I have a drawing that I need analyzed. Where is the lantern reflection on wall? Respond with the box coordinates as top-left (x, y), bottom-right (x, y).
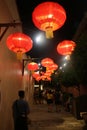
top-left (6, 33), bottom-right (33, 60)
top-left (32, 1), bottom-right (66, 39)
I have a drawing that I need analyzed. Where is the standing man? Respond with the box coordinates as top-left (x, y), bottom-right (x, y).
top-left (12, 90), bottom-right (30, 130)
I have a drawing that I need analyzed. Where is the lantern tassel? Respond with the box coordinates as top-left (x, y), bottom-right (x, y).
top-left (45, 27), bottom-right (54, 39)
top-left (17, 51), bottom-right (23, 60)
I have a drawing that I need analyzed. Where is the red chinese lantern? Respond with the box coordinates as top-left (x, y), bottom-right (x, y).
top-left (35, 76), bottom-right (41, 81)
top-left (32, 72), bottom-right (40, 78)
top-left (44, 72), bottom-right (51, 76)
top-left (46, 69), bottom-right (53, 74)
top-left (32, 72), bottom-right (41, 81)
top-left (46, 76), bottom-right (51, 81)
top-left (41, 75), bottom-right (46, 80)
top-left (32, 2), bottom-right (66, 39)
top-left (41, 75), bottom-right (51, 81)
top-left (27, 62), bottom-right (38, 71)
top-left (57, 40), bottom-right (76, 56)
top-left (6, 33), bottom-right (33, 60)
top-left (41, 58), bottom-right (54, 67)
top-left (47, 63), bottom-right (58, 71)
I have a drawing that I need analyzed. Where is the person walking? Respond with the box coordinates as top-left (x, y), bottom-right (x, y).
top-left (12, 90), bottom-right (30, 130)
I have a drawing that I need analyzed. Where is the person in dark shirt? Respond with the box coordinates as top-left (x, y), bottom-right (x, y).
top-left (12, 90), bottom-right (30, 130)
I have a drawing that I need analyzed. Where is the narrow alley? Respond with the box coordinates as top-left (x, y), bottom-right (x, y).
top-left (29, 104), bottom-right (86, 130)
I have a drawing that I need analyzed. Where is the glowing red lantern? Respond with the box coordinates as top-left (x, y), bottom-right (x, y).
top-left (32, 72), bottom-right (41, 81)
top-left (32, 2), bottom-right (66, 39)
top-left (35, 76), bottom-right (41, 81)
top-left (47, 63), bottom-right (58, 71)
top-left (41, 75), bottom-right (51, 81)
top-left (32, 72), bottom-right (40, 78)
top-left (41, 58), bottom-right (54, 67)
top-left (57, 40), bottom-right (76, 55)
top-left (41, 75), bottom-right (46, 80)
top-left (46, 76), bottom-right (51, 81)
top-left (44, 72), bottom-right (51, 76)
top-left (6, 33), bottom-right (33, 60)
top-left (27, 62), bottom-right (38, 71)
top-left (46, 69), bottom-right (53, 74)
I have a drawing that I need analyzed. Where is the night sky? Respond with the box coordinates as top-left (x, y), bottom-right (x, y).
top-left (16, 0), bottom-right (87, 65)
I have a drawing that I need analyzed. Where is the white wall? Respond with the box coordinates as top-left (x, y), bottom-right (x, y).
top-left (0, 0), bottom-right (33, 130)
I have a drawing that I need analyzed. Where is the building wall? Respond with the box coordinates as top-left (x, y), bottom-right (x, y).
top-left (80, 85), bottom-right (87, 95)
top-left (0, 0), bottom-right (33, 130)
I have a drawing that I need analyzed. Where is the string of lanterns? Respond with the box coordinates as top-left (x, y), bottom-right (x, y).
top-left (31, 57), bottom-right (58, 81)
top-left (5, 1), bottom-right (76, 80)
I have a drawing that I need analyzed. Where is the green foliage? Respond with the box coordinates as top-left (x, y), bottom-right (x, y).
top-left (59, 63), bottom-right (79, 87)
top-left (51, 32), bottom-right (87, 87)
top-left (71, 32), bottom-right (87, 86)
top-left (51, 64), bottom-right (78, 88)
top-left (51, 73), bottom-right (60, 86)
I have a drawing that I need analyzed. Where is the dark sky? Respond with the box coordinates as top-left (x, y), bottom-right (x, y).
top-left (16, 0), bottom-right (87, 65)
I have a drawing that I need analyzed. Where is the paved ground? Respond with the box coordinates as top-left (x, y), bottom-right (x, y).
top-left (28, 104), bottom-right (87, 130)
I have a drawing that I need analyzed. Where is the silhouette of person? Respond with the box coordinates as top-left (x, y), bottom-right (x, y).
top-left (12, 90), bottom-right (30, 130)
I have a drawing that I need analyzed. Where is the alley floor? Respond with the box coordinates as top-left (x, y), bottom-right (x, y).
top-left (28, 104), bottom-right (87, 130)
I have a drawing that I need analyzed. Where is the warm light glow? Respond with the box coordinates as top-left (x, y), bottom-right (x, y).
top-left (32, 1), bottom-right (66, 38)
top-left (65, 55), bottom-right (70, 60)
top-left (38, 63), bottom-right (41, 66)
top-left (41, 58), bottom-right (54, 67)
top-left (32, 72), bottom-right (40, 79)
top-left (35, 33), bottom-right (44, 43)
top-left (48, 14), bottom-right (53, 18)
top-left (57, 40), bottom-right (76, 55)
top-left (59, 66), bottom-right (62, 70)
top-left (40, 85), bottom-right (43, 90)
top-left (47, 63), bottom-right (58, 71)
top-left (27, 62), bottom-right (39, 70)
top-left (63, 63), bottom-right (67, 67)
top-left (6, 33), bottom-right (33, 60)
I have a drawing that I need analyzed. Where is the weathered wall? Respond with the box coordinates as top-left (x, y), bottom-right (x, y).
top-left (0, 0), bottom-right (33, 130)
